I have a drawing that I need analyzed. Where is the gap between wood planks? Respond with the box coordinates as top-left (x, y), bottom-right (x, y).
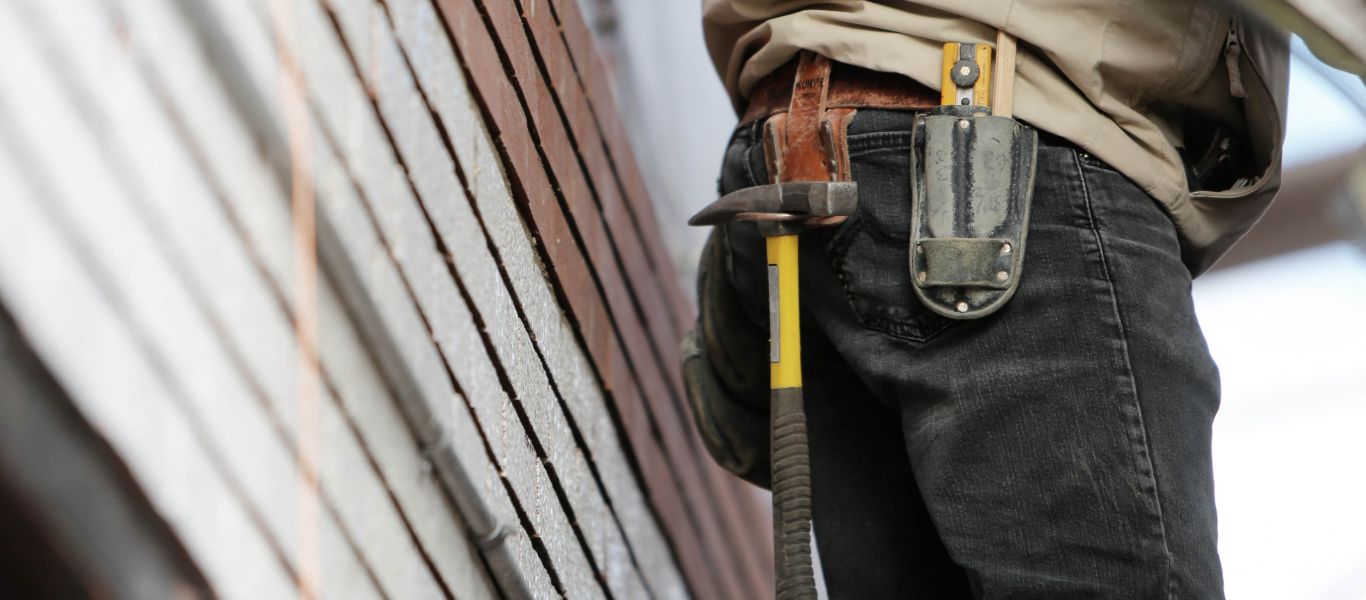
top-left (421, 0), bottom-right (738, 597)
top-left (456, 0), bottom-right (770, 595)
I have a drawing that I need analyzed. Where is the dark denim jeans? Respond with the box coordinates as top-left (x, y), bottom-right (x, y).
top-left (714, 110), bottom-right (1223, 599)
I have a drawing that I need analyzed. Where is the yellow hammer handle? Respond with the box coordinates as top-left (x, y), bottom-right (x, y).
top-left (767, 234), bottom-right (802, 389)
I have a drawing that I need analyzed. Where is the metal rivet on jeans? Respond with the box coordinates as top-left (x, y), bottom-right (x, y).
top-left (959, 119), bottom-right (970, 130)
top-left (996, 271), bottom-right (1008, 281)
top-left (917, 271), bottom-right (927, 282)
top-left (916, 244), bottom-right (923, 254)
top-left (1000, 243), bottom-right (1011, 255)
top-left (956, 302), bottom-right (969, 312)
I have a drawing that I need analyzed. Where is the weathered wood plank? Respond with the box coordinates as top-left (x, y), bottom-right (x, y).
top-left (321, 386), bottom-right (451, 600)
top-left (511, 12), bottom-right (773, 590)
top-left (310, 121), bottom-right (558, 600)
top-left (376, 3), bottom-right (690, 598)
top-left (318, 275), bottom-right (501, 600)
top-left (508, 3), bottom-right (771, 592)
top-left (502, 18), bottom-right (775, 579)
top-left (476, 0), bottom-right (683, 400)
top-left (0, 0), bottom-right (305, 565)
top-left (464, 0), bottom-right (691, 432)
top-left (1, 6), bottom-right (499, 600)
top-left (288, 1), bottom-right (611, 597)
top-left (425, 0), bottom-right (726, 596)
top-left (513, 0), bottom-right (687, 381)
top-left (114, 0), bottom-right (296, 299)
top-left (541, 0), bottom-right (697, 335)
top-left (96, 5), bottom-right (500, 594)
top-left (0, 141), bottom-right (295, 600)
top-left (285, 8), bottom-right (584, 595)
top-left (458, 35), bottom-right (741, 590)
top-left (328, 3), bottom-right (665, 599)
top-left (7, 0), bottom-right (765, 597)
top-left (30, 0), bottom-right (299, 435)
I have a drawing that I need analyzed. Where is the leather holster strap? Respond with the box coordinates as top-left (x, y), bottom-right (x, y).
top-left (742, 57), bottom-right (940, 126)
top-left (781, 52), bottom-right (834, 183)
top-left (760, 51), bottom-right (865, 190)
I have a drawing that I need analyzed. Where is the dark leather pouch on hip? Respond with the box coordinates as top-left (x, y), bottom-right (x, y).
top-left (681, 228), bottom-right (772, 489)
top-left (910, 105), bottom-right (1038, 318)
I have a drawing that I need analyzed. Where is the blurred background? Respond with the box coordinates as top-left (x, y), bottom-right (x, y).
top-left (585, 2), bottom-right (1366, 597)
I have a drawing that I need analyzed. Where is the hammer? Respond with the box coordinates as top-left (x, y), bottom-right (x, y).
top-left (689, 181), bottom-right (855, 600)
top-left (690, 51), bottom-right (857, 600)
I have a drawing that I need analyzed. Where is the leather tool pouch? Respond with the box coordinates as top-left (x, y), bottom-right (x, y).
top-left (910, 105), bottom-right (1038, 319)
top-left (682, 228), bottom-right (773, 489)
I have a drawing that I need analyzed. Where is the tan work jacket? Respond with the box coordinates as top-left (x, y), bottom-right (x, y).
top-left (703, 0), bottom-right (1290, 274)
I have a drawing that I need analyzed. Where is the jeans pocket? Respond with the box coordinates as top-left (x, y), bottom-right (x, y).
top-left (828, 136), bottom-right (957, 343)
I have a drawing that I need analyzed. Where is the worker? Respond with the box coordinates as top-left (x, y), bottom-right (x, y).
top-left (680, 0), bottom-right (1290, 597)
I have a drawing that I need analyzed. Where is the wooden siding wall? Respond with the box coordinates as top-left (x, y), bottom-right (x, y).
top-left (0, 0), bottom-right (771, 599)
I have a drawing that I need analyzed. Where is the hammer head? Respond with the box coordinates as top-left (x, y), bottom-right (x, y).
top-left (687, 181), bottom-right (858, 227)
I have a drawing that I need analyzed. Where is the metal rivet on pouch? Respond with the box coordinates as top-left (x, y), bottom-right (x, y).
top-left (996, 271), bottom-right (1008, 281)
top-left (916, 244), bottom-right (923, 254)
top-left (1000, 243), bottom-right (1011, 255)
top-left (959, 119), bottom-right (970, 130)
top-left (956, 302), bottom-right (969, 313)
top-left (917, 271), bottom-right (927, 282)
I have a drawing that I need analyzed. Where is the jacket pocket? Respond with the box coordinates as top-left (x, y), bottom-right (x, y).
top-left (1179, 15), bottom-right (1288, 273)
top-left (1189, 16), bottom-right (1286, 204)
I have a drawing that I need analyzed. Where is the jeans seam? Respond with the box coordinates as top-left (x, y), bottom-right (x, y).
top-left (1075, 150), bottom-right (1176, 599)
top-left (847, 145), bottom-right (912, 159)
top-left (744, 142), bottom-right (761, 188)
top-left (846, 131), bottom-right (914, 153)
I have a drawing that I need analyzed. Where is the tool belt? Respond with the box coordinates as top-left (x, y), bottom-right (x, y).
top-left (740, 59), bottom-right (940, 126)
top-left (743, 49), bottom-right (1038, 319)
top-left (685, 43), bottom-right (1038, 489)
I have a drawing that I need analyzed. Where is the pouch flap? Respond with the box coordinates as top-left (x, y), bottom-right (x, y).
top-left (915, 238), bottom-right (1014, 288)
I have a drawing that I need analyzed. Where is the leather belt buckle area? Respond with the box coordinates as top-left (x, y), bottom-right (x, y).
top-left (741, 59), bottom-right (939, 126)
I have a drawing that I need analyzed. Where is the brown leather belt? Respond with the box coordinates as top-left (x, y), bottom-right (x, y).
top-left (740, 57), bottom-right (940, 126)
